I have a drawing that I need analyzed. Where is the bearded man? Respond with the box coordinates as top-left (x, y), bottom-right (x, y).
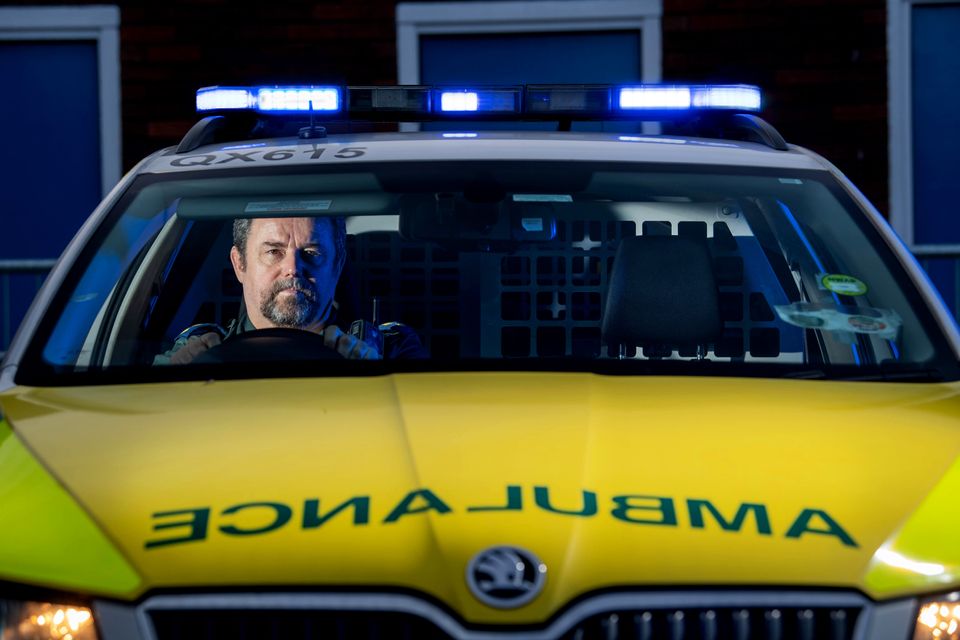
top-left (157, 216), bottom-right (423, 365)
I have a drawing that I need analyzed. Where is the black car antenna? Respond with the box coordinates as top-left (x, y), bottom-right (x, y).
top-left (298, 100), bottom-right (327, 139)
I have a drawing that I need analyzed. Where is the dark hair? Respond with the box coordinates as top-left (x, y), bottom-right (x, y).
top-left (233, 217), bottom-right (347, 272)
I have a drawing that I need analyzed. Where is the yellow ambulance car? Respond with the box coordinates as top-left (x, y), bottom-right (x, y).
top-left (0, 85), bottom-right (957, 639)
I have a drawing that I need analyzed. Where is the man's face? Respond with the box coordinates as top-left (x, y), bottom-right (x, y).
top-left (230, 217), bottom-right (341, 331)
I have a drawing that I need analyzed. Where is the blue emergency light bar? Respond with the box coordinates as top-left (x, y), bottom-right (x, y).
top-left (195, 84), bottom-right (762, 119)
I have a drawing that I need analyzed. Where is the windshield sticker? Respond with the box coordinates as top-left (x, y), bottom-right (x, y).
top-left (819, 273), bottom-right (868, 296)
top-left (244, 200), bottom-right (332, 214)
top-left (144, 485), bottom-right (858, 550)
top-left (774, 302), bottom-right (901, 339)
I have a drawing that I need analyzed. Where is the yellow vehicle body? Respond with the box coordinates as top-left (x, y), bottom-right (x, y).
top-left (2, 373), bottom-right (958, 623)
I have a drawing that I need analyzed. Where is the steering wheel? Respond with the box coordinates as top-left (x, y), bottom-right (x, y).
top-left (192, 327), bottom-right (343, 364)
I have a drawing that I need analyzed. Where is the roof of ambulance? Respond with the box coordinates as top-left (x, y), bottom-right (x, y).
top-left (144, 130), bottom-right (828, 174)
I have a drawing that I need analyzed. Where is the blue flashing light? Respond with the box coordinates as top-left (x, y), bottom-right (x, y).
top-left (258, 87), bottom-right (339, 112)
top-left (440, 92), bottom-right (479, 112)
top-left (618, 84), bottom-right (761, 112)
top-left (196, 87), bottom-right (255, 112)
top-left (435, 88), bottom-right (520, 114)
top-left (196, 86), bottom-right (341, 113)
top-left (620, 86), bottom-right (691, 110)
top-left (693, 86), bottom-right (762, 110)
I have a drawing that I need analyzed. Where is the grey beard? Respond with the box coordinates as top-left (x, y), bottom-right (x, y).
top-left (260, 278), bottom-right (320, 327)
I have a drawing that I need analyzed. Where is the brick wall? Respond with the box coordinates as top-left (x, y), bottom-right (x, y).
top-left (119, 0), bottom-right (400, 164)
top-left (663, 0), bottom-right (888, 214)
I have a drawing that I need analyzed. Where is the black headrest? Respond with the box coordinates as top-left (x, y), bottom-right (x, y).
top-left (602, 235), bottom-right (721, 348)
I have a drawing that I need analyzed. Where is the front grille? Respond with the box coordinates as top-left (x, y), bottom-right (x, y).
top-left (150, 609), bottom-right (450, 640)
top-left (141, 593), bottom-right (866, 640)
top-left (562, 606), bottom-right (861, 640)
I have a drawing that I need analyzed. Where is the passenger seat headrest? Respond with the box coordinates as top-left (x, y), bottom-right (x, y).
top-left (602, 235), bottom-right (722, 349)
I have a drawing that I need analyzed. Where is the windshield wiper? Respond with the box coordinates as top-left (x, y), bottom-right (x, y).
top-left (783, 367), bottom-right (946, 382)
top-left (781, 368), bottom-right (828, 380)
top-left (841, 368), bottom-right (945, 382)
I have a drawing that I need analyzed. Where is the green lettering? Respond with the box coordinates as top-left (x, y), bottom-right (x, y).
top-left (302, 497), bottom-right (370, 528)
top-left (534, 486), bottom-right (598, 516)
top-left (611, 495), bottom-right (677, 526)
top-left (687, 499), bottom-right (771, 535)
top-left (467, 485), bottom-right (523, 512)
top-left (785, 508), bottom-right (858, 548)
top-left (219, 502), bottom-right (292, 536)
top-left (383, 489), bottom-right (452, 524)
top-left (145, 507), bottom-right (210, 549)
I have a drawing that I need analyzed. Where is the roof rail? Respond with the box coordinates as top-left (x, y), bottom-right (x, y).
top-left (725, 113), bottom-right (789, 151)
top-left (176, 116), bottom-right (227, 154)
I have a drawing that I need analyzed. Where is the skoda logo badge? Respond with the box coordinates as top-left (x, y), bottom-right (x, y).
top-left (466, 546), bottom-right (547, 608)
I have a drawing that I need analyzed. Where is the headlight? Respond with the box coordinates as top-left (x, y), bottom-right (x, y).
top-left (914, 593), bottom-right (960, 640)
top-left (0, 600), bottom-right (97, 640)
